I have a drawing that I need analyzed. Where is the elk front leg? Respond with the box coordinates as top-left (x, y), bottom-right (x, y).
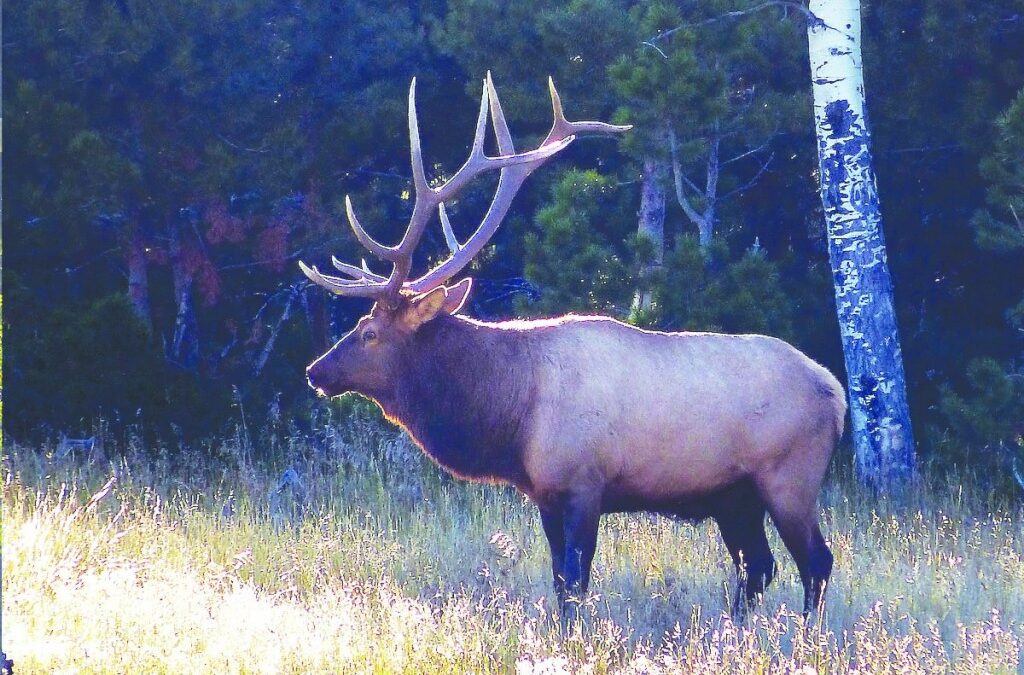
top-left (559, 494), bottom-right (601, 628)
top-left (539, 508), bottom-right (567, 605)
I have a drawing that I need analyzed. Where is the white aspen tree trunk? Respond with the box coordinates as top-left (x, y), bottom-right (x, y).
top-left (808, 0), bottom-right (915, 487)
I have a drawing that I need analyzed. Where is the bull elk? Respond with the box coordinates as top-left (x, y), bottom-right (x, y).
top-left (302, 75), bottom-right (845, 622)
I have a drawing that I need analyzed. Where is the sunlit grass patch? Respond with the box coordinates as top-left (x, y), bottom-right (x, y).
top-left (2, 432), bottom-right (1022, 673)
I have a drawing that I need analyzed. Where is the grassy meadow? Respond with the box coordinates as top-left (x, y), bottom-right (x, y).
top-left (2, 415), bottom-right (1023, 674)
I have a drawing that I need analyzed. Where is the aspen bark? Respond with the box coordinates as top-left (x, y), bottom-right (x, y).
top-left (808, 0), bottom-right (915, 487)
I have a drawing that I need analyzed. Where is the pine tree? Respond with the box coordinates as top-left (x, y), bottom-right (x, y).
top-left (521, 170), bottom-right (634, 316)
top-left (939, 89), bottom-right (1024, 481)
top-left (610, 1), bottom-right (807, 251)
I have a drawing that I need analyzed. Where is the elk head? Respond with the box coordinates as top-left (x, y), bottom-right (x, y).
top-left (302, 74), bottom-right (629, 398)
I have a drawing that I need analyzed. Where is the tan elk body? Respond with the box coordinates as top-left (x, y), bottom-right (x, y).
top-left (303, 75), bottom-right (845, 620)
top-left (510, 316), bottom-right (844, 509)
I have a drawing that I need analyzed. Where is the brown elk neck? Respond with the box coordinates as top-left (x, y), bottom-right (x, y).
top-left (380, 313), bottom-right (537, 488)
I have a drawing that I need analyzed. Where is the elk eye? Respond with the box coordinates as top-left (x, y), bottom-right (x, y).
top-left (363, 330), bottom-right (377, 342)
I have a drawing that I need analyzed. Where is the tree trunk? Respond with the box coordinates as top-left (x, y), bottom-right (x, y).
top-left (669, 127), bottom-right (718, 250)
top-left (634, 156), bottom-right (667, 310)
top-left (303, 284), bottom-right (330, 355)
top-left (697, 133), bottom-right (720, 249)
top-left (808, 0), bottom-right (915, 488)
top-left (254, 287), bottom-right (297, 376)
top-left (169, 222), bottom-right (199, 368)
top-left (125, 224), bottom-right (151, 328)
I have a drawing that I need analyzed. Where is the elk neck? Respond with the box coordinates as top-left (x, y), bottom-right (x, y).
top-left (379, 313), bottom-right (536, 488)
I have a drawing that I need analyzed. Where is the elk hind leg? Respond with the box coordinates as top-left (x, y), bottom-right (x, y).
top-left (764, 497), bottom-right (833, 615)
top-left (760, 425), bottom-right (835, 615)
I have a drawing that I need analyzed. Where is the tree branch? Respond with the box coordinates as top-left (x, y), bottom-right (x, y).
top-left (883, 143), bottom-right (962, 155)
top-left (669, 128), bottom-right (704, 226)
top-left (1008, 203), bottom-right (1024, 238)
top-left (723, 139), bottom-right (773, 165)
top-left (720, 152), bottom-right (775, 200)
top-left (216, 133), bottom-right (270, 154)
top-left (641, 41), bottom-right (669, 59)
top-left (254, 284), bottom-right (300, 376)
top-left (218, 250), bottom-right (303, 271)
top-left (648, 1), bottom-right (820, 43)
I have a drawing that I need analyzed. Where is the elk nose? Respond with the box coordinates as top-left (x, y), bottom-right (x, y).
top-left (305, 361), bottom-right (335, 397)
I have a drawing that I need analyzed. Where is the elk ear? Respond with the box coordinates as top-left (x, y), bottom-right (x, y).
top-left (441, 278), bottom-right (473, 315)
top-left (402, 286), bottom-right (450, 329)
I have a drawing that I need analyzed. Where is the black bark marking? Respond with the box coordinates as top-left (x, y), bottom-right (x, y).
top-left (824, 99), bottom-right (855, 138)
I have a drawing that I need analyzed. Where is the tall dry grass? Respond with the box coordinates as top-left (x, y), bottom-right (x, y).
top-left (2, 418), bottom-right (1022, 673)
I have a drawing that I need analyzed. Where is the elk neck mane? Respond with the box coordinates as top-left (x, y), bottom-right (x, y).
top-left (380, 312), bottom-right (549, 487)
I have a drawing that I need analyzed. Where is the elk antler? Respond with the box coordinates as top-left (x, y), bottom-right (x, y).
top-left (300, 73), bottom-right (630, 301)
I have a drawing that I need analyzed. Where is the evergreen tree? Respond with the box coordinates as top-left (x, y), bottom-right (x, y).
top-left (520, 170), bottom-right (634, 315)
top-left (641, 235), bottom-right (794, 340)
top-left (610, 1), bottom-right (808, 250)
top-left (4, 0), bottom-right (1023, 470)
top-left (939, 89), bottom-right (1024, 480)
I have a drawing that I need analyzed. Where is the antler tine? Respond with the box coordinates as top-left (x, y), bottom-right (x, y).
top-left (545, 77), bottom-right (633, 145)
top-left (345, 196), bottom-right (397, 262)
top-left (408, 77), bottom-right (430, 197)
top-left (547, 76), bottom-right (573, 141)
top-left (298, 261), bottom-right (389, 297)
top-left (469, 78), bottom-right (492, 161)
top-left (405, 77), bottom-right (632, 293)
top-left (331, 256), bottom-right (387, 283)
top-left (438, 203), bottom-right (461, 254)
top-left (486, 72), bottom-right (515, 155)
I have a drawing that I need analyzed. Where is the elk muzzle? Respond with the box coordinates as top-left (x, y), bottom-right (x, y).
top-left (305, 357), bottom-right (341, 398)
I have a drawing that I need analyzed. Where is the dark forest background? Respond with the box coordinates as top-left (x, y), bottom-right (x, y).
top-left (3, 0), bottom-right (1023, 474)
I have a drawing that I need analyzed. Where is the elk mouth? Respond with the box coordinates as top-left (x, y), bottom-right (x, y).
top-left (306, 368), bottom-right (339, 398)
top-left (307, 377), bottom-right (337, 398)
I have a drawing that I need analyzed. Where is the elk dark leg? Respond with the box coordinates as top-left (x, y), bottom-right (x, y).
top-left (715, 498), bottom-right (776, 619)
top-left (559, 495), bottom-right (601, 627)
top-left (539, 508), bottom-right (567, 605)
top-left (770, 512), bottom-right (833, 615)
